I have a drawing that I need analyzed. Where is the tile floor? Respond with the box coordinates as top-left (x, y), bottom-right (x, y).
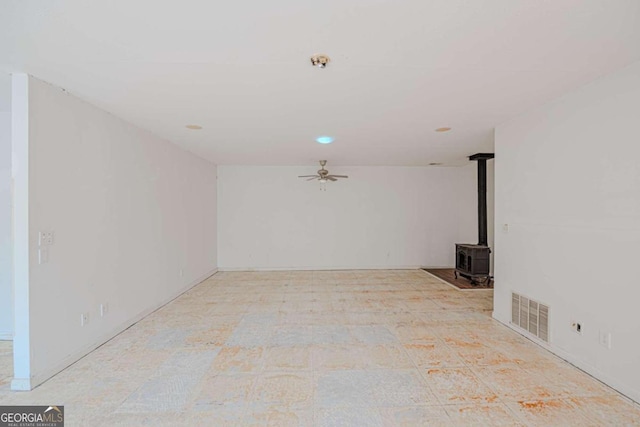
top-left (0, 270), bottom-right (639, 426)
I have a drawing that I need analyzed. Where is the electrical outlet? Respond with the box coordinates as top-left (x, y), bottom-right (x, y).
top-left (44, 231), bottom-right (54, 245)
top-left (599, 331), bottom-right (612, 349)
top-left (80, 313), bottom-right (89, 327)
top-left (100, 303), bottom-right (109, 317)
top-left (502, 224), bottom-right (509, 232)
top-left (571, 320), bottom-right (582, 334)
top-left (179, 268), bottom-right (184, 278)
top-left (39, 231), bottom-right (54, 246)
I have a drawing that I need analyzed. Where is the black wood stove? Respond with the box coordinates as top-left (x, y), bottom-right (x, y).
top-left (455, 153), bottom-right (494, 285)
top-left (455, 243), bottom-right (490, 278)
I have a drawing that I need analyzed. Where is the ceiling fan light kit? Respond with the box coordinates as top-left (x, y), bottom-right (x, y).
top-left (298, 160), bottom-right (348, 190)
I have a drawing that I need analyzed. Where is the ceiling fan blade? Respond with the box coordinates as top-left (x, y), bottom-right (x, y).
top-left (327, 175), bottom-right (348, 179)
top-left (298, 175), bottom-right (318, 178)
top-left (327, 176), bottom-right (337, 181)
top-left (306, 177), bottom-right (319, 181)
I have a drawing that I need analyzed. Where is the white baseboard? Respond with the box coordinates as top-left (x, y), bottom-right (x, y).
top-left (218, 265), bottom-right (424, 272)
top-left (0, 332), bottom-right (13, 341)
top-left (420, 265), bottom-right (456, 269)
top-left (492, 312), bottom-right (639, 405)
top-left (11, 268), bottom-right (218, 392)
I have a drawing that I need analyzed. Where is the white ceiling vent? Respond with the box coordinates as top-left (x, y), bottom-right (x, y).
top-left (511, 292), bottom-right (549, 343)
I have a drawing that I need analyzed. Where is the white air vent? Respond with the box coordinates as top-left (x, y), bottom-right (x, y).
top-left (511, 292), bottom-right (549, 342)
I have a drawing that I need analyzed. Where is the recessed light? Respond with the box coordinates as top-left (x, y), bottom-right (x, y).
top-left (435, 127), bottom-right (451, 132)
top-left (185, 125), bottom-right (202, 130)
top-left (316, 136), bottom-right (334, 144)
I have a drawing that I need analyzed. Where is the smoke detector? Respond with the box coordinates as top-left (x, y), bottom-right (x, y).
top-left (310, 54), bottom-right (330, 68)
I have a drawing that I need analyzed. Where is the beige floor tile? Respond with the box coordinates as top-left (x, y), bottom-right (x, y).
top-left (212, 346), bottom-right (265, 373)
top-left (360, 344), bottom-right (415, 369)
top-left (185, 326), bottom-right (234, 347)
top-left (505, 398), bottom-right (590, 426)
top-left (444, 402), bottom-right (525, 426)
top-left (242, 405), bottom-right (314, 426)
top-left (316, 407), bottom-right (385, 426)
top-left (424, 367), bottom-right (499, 404)
top-left (315, 368), bottom-right (438, 407)
top-left (540, 364), bottom-right (619, 398)
top-left (568, 395), bottom-right (640, 426)
top-left (312, 345), bottom-right (367, 370)
top-left (472, 363), bottom-right (566, 401)
top-left (393, 325), bottom-right (441, 344)
top-left (253, 372), bottom-right (313, 405)
top-left (380, 405), bottom-right (452, 426)
top-left (191, 373), bottom-right (257, 409)
top-left (441, 331), bottom-right (486, 349)
top-left (454, 344), bottom-right (520, 367)
top-left (432, 296), bottom-right (481, 310)
top-left (404, 342), bottom-right (466, 368)
top-left (99, 410), bottom-right (247, 427)
top-left (0, 269), bottom-right (636, 426)
top-left (263, 346), bottom-right (311, 372)
top-left (403, 297), bottom-right (443, 312)
top-left (343, 312), bottom-right (392, 325)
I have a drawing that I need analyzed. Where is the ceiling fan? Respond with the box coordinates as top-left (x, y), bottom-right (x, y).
top-left (298, 160), bottom-right (348, 182)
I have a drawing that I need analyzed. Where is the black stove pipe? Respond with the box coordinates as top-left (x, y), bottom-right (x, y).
top-left (477, 159), bottom-right (488, 246)
top-left (469, 153), bottom-right (494, 247)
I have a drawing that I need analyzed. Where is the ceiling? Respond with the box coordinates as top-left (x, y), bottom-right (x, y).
top-left (1, 1), bottom-right (639, 166)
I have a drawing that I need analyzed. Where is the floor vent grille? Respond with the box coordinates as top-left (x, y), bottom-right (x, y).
top-left (511, 292), bottom-right (549, 342)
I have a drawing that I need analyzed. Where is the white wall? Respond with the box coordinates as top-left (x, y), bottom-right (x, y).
top-left (0, 112), bottom-right (12, 339)
top-left (486, 158), bottom-right (495, 275)
top-left (494, 60), bottom-right (640, 402)
top-left (11, 75), bottom-right (217, 390)
top-left (218, 165), bottom-right (480, 270)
